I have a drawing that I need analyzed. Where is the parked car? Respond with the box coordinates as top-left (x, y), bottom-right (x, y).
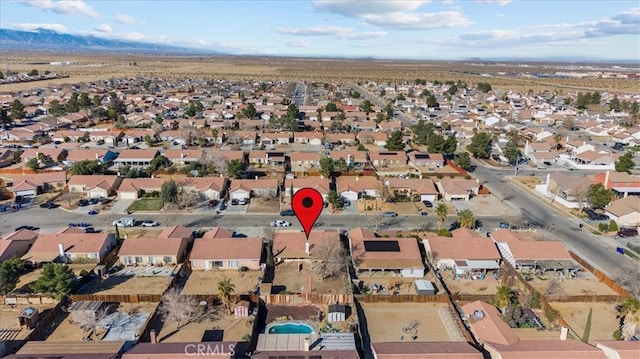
top-left (585, 208), bottom-right (609, 221)
top-left (84, 227), bottom-right (96, 233)
top-left (271, 220), bottom-right (291, 227)
top-left (15, 225), bottom-right (39, 231)
top-left (422, 200), bottom-right (433, 208)
top-left (231, 199), bottom-right (239, 205)
top-left (617, 228), bottom-right (638, 238)
top-left (78, 199), bottom-right (89, 207)
top-left (341, 198), bottom-right (351, 207)
top-left (381, 211), bottom-right (398, 217)
top-left (219, 202), bottom-right (228, 211)
top-left (280, 209), bottom-right (295, 216)
top-left (88, 198), bottom-right (100, 205)
top-left (448, 222), bottom-right (461, 231)
top-left (239, 198), bottom-right (250, 205)
top-left (499, 222), bottom-right (510, 229)
top-left (39, 201), bottom-right (57, 209)
top-left (207, 199), bottom-right (219, 208)
top-left (112, 217), bottom-right (135, 227)
top-left (141, 220), bottom-right (159, 227)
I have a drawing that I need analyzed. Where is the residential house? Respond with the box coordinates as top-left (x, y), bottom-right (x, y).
top-left (118, 225), bottom-right (193, 266)
top-left (20, 148), bottom-right (67, 164)
top-left (435, 178), bottom-right (480, 201)
top-left (11, 172), bottom-right (67, 198)
top-left (293, 132), bottom-right (323, 145)
top-left (358, 132), bottom-right (388, 146)
top-left (164, 149), bottom-right (204, 166)
top-left (283, 177), bottom-right (331, 197)
top-left (604, 196), bottom-right (640, 227)
top-left (569, 150), bottom-right (617, 170)
top-left (326, 133), bottom-right (357, 145)
top-left (50, 130), bottom-right (89, 143)
top-left (265, 151), bottom-right (287, 166)
top-left (272, 230), bottom-right (340, 263)
top-left (423, 232), bottom-right (501, 277)
top-left (67, 175), bottom-right (123, 198)
top-left (595, 341), bottom-right (640, 359)
top-left (490, 229), bottom-right (579, 274)
top-left (0, 149), bottom-right (15, 168)
top-left (348, 227), bottom-right (424, 278)
top-left (253, 333), bottom-right (358, 359)
top-left (86, 130), bottom-right (124, 146)
top-left (407, 152), bottom-right (445, 169)
top-left (22, 231), bottom-right (117, 264)
top-left (289, 152), bottom-right (322, 170)
top-left (540, 172), bottom-right (593, 208)
top-left (122, 342), bottom-right (248, 359)
top-left (329, 150), bottom-right (368, 169)
top-left (371, 342), bottom-right (483, 359)
top-left (12, 341), bottom-right (127, 359)
top-left (369, 151), bottom-right (407, 168)
top-left (190, 236), bottom-right (263, 270)
top-left (228, 179), bottom-right (279, 200)
top-left (462, 300), bottom-right (606, 359)
top-left (117, 178), bottom-right (165, 199)
top-left (113, 149), bottom-right (159, 167)
top-left (337, 176), bottom-right (383, 201)
top-left (0, 229), bottom-right (39, 262)
top-left (180, 177), bottom-right (227, 200)
top-left (385, 178), bottom-right (438, 202)
top-left (64, 149), bottom-right (118, 164)
top-left (594, 171), bottom-right (640, 198)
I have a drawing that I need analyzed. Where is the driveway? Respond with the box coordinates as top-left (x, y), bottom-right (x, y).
top-left (224, 202), bottom-right (248, 214)
top-left (105, 199), bottom-right (135, 215)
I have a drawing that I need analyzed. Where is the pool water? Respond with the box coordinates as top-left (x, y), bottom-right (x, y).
top-left (268, 323), bottom-right (314, 334)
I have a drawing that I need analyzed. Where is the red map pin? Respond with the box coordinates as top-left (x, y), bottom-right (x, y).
top-left (291, 187), bottom-right (324, 239)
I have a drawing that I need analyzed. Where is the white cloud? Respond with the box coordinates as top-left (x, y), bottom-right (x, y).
top-left (583, 7), bottom-right (640, 37)
top-left (476, 0), bottom-right (512, 5)
top-left (276, 25), bottom-right (386, 40)
top-left (313, 0), bottom-right (471, 30)
top-left (94, 23), bottom-right (112, 33)
top-left (121, 32), bottom-right (145, 41)
top-left (12, 22), bottom-right (67, 32)
top-left (13, 0), bottom-right (99, 18)
top-left (115, 13), bottom-right (136, 24)
top-left (283, 39), bottom-right (310, 47)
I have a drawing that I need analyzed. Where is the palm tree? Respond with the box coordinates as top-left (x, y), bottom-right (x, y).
top-left (553, 133), bottom-right (563, 150)
top-left (435, 203), bottom-right (448, 230)
top-left (618, 297), bottom-right (639, 340)
top-left (457, 209), bottom-right (476, 229)
top-left (495, 285), bottom-right (515, 314)
top-left (217, 277), bottom-right (236, 315)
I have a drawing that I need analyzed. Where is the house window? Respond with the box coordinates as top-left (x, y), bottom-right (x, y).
top-left (212, 261), bottom-right (223, 268)
top-left (135, 257), bottom-right (143, 263)
top-left (228, 260), bottom-right (239, 268)
top-left (163, 256), bottom-right (172, 264)
top-left (149, 256), bottom-right (155, 264)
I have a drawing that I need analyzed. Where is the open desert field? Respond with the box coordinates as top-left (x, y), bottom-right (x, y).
top-left (1, 51), bottom-right (637, 93)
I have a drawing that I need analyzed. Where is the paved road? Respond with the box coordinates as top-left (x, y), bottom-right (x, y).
top-left (470, 158), bottom-right (635, 278)
top-left (351, 84), bottom-right (412, 127)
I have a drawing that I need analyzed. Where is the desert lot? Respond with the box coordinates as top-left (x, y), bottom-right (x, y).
top-left (549, 302), bottom-right (620, 344)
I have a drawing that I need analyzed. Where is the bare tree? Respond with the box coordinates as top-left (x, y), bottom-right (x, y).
top-left (159, 287), bottom-right (201, 330)
top-left (151, 122), bottom-right (164, 137)
top-left (314, 241), bottom-right (349, 281)
top-left (616, 263), bottom-right (640, 297)
top-left (199, 152), bottom-right (228, 175)
top-left (74, 306), bottom-right (110, 336)
top-left (263, 227), bottom-right (275, 266)
top-left (161, 205), bottom-right (178, 227)
top-left (544, 278), bottom-right (563, 297)
top-left (178, 190), bottom-right (202, 210)
top-left (180, 125), bottom-right (199, 145)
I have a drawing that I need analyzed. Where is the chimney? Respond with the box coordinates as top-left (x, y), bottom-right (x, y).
top-left (320, 175), bottom-right (324, 179)
top-left (58, 243), bottom-right (65, 257)
top-left (255, 175), bottom-right (258, 180)
top-left (181, 152), bottom-right (185, 159)
top-left (303, 337), bottom-right (310, 351)
top-left (305, 242), bottom-right (310, 256)
top-left (604, 171), bottom-right (610, 189)
top-left (560, 327), bottom-right (568, 341)
top-left (355, 176), bottom-right (359, 181)
top-left (150, 329), bottom-right (157, 344)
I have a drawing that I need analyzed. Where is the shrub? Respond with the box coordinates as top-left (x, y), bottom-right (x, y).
top-left (598, 223), bottom-right (609, 233)
top-left (608, 220), bottom-right (618, 232)
top-left (436, 229), bottom-right (452, 237)
top-left (435, 173), bottom-right (444, 179)
top-left (464, 174), bottom-right (472, 180)
top-left (79, 269), bottom-right (89, 277)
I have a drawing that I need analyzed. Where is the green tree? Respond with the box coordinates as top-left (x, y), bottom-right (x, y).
top-left (185, 100), bottom-right (204, 117)
top-left (79, 92), bottom-right (93, 108)
top-left (618, 297), bottom-right (639, 340)
top-left (590, 92), bottom-right (601, 105)
top-left (435, 203), bottom-right (448, 230)
top-left (586, 183), bottom-right (612, 209)
top-left (217, 277), bottom-right (236, 315)
top-left (374, 112), bottom-right (386, 123)
top-left (0, 109), bottom-right (13, 128)
top-left (241, 103), bottom-right (257, 119)
top-left (457, 209), bottom-right (476, 228)
top-left (65, 92), bottom-right (80, 113)
top-left (447, 84), bottom-right (458, 95)
top-left (48, 100), bottom-right (65, 116)
top-left (503, 140), bottom-right (522, 165)
top-left (70, 160), bottom-right (106, 175)
top-left (576, 92), bottom-right (591, 110)
top-left (385, 130), bottom-right (404, 151)
top-left (144, 134), bottom-right (156, 146)
top-left (227, 159), bottom-right (246, 179)
top-left (9, 99), bottom-right (25, 120)
top-left (609, 96), bottom-right (621, 111)
top-left (411, 120), bottom-right (434, 146)
top-left (360, 99), bottom-right (373, 115)
top-left (161, 180), bottom-right (179, 203)
top-left (28, 69), bottom-right (39, 76)
top-left (495, 285), bottom-right (516, 312)
top-left (468, 132), bottom-right (493, 159)
top-left (325, 102), bottom-right (338, 112)
top-left (319, 157), bottom-right (334, 177)
top-left (426, 94), bottom-right (438, 108)
top-left (455, 152), bottom-right (472, 171)
top-left (92, 95), bottom-right (102, 107)
top-left (615, 152), bottom-right (635, 173)
top-left (326, 190), bottom-right (343, 209)
top-left (148, 155), bottom-right (171, 172)
top-left (334, 158), bottom-right (348, 173)
top-left (32, 263), bottom-right (76, 299)
top-left (477, 82), bottom-right (492, 93)
top-left (0, 71), bottom-right (4, 79)
top-left (608, 219), bottom-right (618, 232)
top-left (0, 257), bottom-right (21, 295)
top-left (26, 157), bottom-right (39, 170)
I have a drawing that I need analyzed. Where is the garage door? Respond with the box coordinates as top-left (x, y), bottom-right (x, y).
top-left (120, 192), bottom-right (137, 199)
top-left (420, 194), bottom-right (436, 201)
top-left (341, 191), bottom-right (358, 201)
top-left (15, 190), bottom-right (35, 197)
top-left (231, 191), bottom-right (249, 200)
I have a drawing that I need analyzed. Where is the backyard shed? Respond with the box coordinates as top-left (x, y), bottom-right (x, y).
top-left (69, 300), bottom-right (105, 322)
top-left (328, 304), bottom-right (347, 322)
top-left (234, 300), bottom-right (250, 318)
top-left (414, 280), bottom-right (436, 295)
top-left (18, 307), bottom-right (39, 329)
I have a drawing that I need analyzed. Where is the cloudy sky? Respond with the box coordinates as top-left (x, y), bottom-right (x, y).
top-left (1, 0), bottom-right (639, 60)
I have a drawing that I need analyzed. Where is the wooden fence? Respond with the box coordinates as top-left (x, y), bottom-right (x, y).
top-left (24, 298), bottom-right (67, 341)
top-left (446, 159), bottom-right (467, 175)
top-left (263, 293), bottom-right (353, 305)
top-left (2, 294), bottom-right (57, 306)
top-left (70, 293), bottom-right (163, 303)
top-left (569, 251), bottom-right (632, 297)
top-left (356, 294), bottom-right (448, 303)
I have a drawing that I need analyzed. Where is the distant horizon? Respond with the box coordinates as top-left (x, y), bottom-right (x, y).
top-left (1, 1), bottom-right (638, 61)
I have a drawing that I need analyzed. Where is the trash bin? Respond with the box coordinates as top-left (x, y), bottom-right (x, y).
top-left (579, 223), bottom-right (583, 228)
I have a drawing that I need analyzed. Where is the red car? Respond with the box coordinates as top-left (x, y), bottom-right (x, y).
top-left (617, 228), bottom-right (638, 238)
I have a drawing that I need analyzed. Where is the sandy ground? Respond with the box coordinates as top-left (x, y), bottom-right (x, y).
top-left (550, 302), bottom-right (620, 343)
top-left (272, 262), bottom-right (348, 295)
top-left (355, 270), bottom-right (443, 295)
top-left (14, 264), bottom-right (98, 293)
top-left (0, 303), bottom-right (57, 340)
top-left (181, 270), bottom-right (262, 296)
top-left (247, 198), bottom-right (281, 214)
top-left (527, 276), bottom-right (618, 297)
top-left (157, 310), bottom-right (252, 343)
top-left (361, 302), bottom-right (465, 343)
top-left (80, 275), bottom-right (173, 295)
top-left (441, 270), bottom-right (502, 295)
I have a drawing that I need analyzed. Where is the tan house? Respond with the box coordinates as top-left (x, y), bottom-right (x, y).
top-left (180, 177), bottom-right (227, 200)
top-left (290, 152), bottom-right (322, 170)
top-left (385, 178), bottom-right (438, 202)
top-left (22, 231), bottom-right (117, 264)
top-left (337, 176), bottom-right (383, 201)
top-left (423, 233), bottom-right (501, 276)
top-left (118, 178), bottom-right (165, 199)
top-left (190, 236), bottom-right (263, 270)
top-left (118, 225), bottom-right (193, 266)
top-left (372, 342), bottom-right (483, 359)
top-left (273, 230), bottom-right (340, 263)
top-left (0, 229), bottom-right (39, 262)
top-left (283, 177), bottom-right (331, 197)
top-left (369, 151), bottom-right (407, 168)
top-left (408, 152), bottom-right (445, 169)
top-left (329, 150), bottom-right (368, 168)
top-left (604, 196), bottom-right (640, 227)
top-left (113, 149), bottom-right (159, 167)
top-left (20, 148), bottom-right (68, 164)
top-left (67, 175), bottom-right (123, 198)
top-left (164, 149), bottom-right (204, 165)
top-left (435, 178), bottom-right (480, 201)
top-left (11, 171), bottom-right (67, 198)
top-left (228, 179), bottom-right (279, 200)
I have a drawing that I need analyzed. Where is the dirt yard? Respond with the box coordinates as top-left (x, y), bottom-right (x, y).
top-left (361, 302), bottom-right (465, 343)
top-left (527, 276), bottom-right (618, 296)
top-left (157, 309), bottom-right (253, 343)
top-left (549, 302), bottom-right (620, 343)
top-left (181, 270), bottom-right (262, 296)
top-left (78, 274), bottom-right (173, 296)
top-left (247, 197), bottom-right (281, 214)
top-left (440, 270), bottom-right (502, 295)
top-left (355, 271), bottom-right (442, 295)
top-left (14, 264), bottom-right (97, 293)
top-left (514, 177), bottom-right (542, 189)
top-left (272, 262), bottom-right (347, 295)
top-left (0, 303), bottom-right (57, 340)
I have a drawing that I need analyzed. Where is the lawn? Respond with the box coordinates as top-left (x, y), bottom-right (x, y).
top-left (127, 198), bottom-right (164, 211)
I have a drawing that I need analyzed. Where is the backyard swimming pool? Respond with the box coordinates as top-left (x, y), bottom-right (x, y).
top-left (266, 321), bottom-right (317, 334)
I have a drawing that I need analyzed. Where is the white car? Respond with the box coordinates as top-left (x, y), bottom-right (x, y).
top-left (141, 220), bottom-right (159, 227)
top-left (271, 220), bottom-right (291, 227)
top-left (112, 217), bottom-right (135, 227)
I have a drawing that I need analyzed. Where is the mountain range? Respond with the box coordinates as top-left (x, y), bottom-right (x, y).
top-left (0, 28), bottom-right (216, 55)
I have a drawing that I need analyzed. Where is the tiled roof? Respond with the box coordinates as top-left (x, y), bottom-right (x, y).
top-left (190, 237), bottom-right (262, 261)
